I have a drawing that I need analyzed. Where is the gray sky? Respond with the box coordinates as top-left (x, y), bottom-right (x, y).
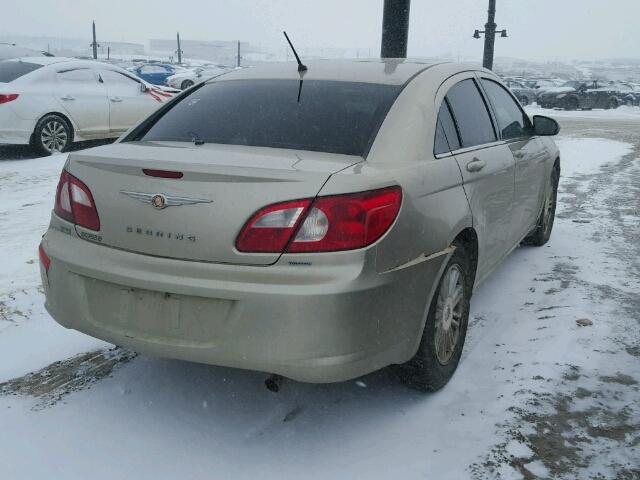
top-left (10, 0), bottom-right (640, 60)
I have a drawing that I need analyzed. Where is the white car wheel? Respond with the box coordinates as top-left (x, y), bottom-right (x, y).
top-left (33, 114), bottom-right (71, 156)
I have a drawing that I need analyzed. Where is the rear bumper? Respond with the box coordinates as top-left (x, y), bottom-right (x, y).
top-left (41, 226), bottom-right (447, 383)
top-left (0, 107), bottom-right (33, 145)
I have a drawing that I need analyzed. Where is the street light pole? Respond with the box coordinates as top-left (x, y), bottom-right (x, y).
top-left (482, 0), bottom-right (496, 70)
top-left (473, 0), bottom-right (507, 70)
top-left (380, 0), bottom-right (411, 58)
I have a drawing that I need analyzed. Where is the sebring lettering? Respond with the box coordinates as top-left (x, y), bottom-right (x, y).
top-left (126, 226), bottom-right (196, 242)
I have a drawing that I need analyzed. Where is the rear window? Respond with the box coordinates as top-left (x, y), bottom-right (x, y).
top-left (0, 61), bottom-right (42, 82)
top-left (137, 79), bottom-right (401, 156)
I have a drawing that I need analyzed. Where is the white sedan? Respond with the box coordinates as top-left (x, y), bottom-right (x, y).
top-left (0, 57), bottom-right (174, 155)
top-left (165, 65), bottom-right (231, 90)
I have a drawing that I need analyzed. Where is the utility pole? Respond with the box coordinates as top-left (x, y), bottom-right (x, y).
top-left (380, 0), bottom-right (411, 58)
top-left (90, 21), bottom-right (99, 60)
top-left (107, 46), bottom-right (110, 60)
top-left (237, 41), bottom-right (241, 67)
top-left (176, 32), bottom-right (182, 64)
top-left (473, 0), bottom-right (507, 70)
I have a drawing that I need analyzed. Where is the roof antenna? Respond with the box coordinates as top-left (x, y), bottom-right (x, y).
top-left (283, 31), bottom-right (307, 73)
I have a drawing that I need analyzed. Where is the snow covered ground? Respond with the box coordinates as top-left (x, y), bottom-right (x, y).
top-left (0, 114), bottom-right (638, 479)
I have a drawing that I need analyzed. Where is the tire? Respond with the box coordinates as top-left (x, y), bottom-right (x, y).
top-left (399, 241), bottom-right (472, 392)
top-left (181, 80), bottom-right (194, 90)
top-left (564, 97), bottom-right (579, 111)
top-left (32, 114), bottom-right (71, 156)
top-left (522, 166), bottom-right (559, 247)
top-left (606, 98), bottom-right (618, 110)
top-left (518, 95), bottom-right (529, 106)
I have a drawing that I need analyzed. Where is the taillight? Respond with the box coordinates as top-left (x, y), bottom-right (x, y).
top-left (236, 199), bottom-right (311, 252)
top-left (235, 186), bottom-right (402, 254)
top-left (54, 170), bottom-right (100, 231)
top-left (0, 94), bottom-right (18, 104)
top-left (38, 243), bottom-right (51, 272)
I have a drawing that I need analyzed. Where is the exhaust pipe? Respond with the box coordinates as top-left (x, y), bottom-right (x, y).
top-left (265, 374), bottom-right (284, 392)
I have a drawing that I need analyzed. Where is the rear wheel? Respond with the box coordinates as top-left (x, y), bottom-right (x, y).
top-left (400, 241), bottom-right (472, 392)
top-left (523, 167), bottom-right (559, 246)
top-left (564, 97), bottom-right (579, 110)
top-left (606, 98), bottom-right (618, 110)
top-left (32, 114), bottom-right (71, 156)
top-left (181, 80), bottom-right (194, 90)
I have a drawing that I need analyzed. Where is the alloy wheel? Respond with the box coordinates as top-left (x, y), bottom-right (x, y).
top-left (434, 264), bottom-right (465, 365)
top-left (41, 120), bottom-right (68, 153)
top-left (543, 173), bottom-right (557, 236)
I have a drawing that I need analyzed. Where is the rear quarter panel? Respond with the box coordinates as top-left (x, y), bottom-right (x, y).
top-left (323, 65), bottom-right (473, 274)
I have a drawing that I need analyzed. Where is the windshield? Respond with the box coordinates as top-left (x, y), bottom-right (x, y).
top-left (138, 79), bottom-right (401, 156)
top-left (0, 60), bottom-right (42, 82)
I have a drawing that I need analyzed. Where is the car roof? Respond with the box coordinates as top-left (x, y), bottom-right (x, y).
top-left (5, 56), bottom-right (76, 66)
top-left (213, 58), bottom-right (455, 85)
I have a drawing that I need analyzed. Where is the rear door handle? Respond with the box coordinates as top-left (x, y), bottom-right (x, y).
top-left (60, 95), bottom-right (75, 101)
top-left (110, 97), bottom-right (123, 103)
top-left (466, 158), bottom-right (486, 172)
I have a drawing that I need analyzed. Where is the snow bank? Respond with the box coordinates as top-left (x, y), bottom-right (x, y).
top-left (554, 137), bottom-right (632, 178)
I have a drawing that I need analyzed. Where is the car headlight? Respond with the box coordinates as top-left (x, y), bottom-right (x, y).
top-left (556, 94), bottom-right (567, 99)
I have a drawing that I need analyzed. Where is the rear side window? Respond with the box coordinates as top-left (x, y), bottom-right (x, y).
top-left (138, 79), bottom-right (401, 156)
top-left (100, 70), bottom-right (140, 87)
top-left (445, 79), bottom-right (496, 148)
top-left (434, 101), bottom-right (461, 155)
top-left (0, 61), bottom-right (42, 82)
top-left (481, 79), bottom-right (531, 140)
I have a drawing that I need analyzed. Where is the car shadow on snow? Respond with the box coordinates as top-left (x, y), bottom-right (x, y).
top-left (0, 139), bottom-right (113, 161)
top-left (0, 346), bottom-right (428, 421)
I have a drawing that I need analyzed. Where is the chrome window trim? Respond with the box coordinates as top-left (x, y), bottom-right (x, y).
top-left (434, 139), bottom-right (507, 159)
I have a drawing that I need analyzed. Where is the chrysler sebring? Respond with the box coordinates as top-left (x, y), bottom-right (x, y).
top-left (39, 59), bottom-right (560, 391)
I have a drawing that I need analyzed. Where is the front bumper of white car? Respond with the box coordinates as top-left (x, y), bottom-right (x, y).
top-left (165, 78), bottom-right (183, 89)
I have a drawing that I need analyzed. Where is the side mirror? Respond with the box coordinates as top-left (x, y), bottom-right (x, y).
top-left (533, 115), bottom-right (560, 136)
top-left (140, 83), bottom-right (149, 93)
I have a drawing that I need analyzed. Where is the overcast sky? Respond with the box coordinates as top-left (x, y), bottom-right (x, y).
top-left (10, 0), bottom-right (640, 60)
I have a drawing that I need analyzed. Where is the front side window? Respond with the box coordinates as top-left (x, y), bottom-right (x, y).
top-left (57, 69), bottom-right (97, 83)
top-left (481, 79), bottom-right (531, 140)
top-left (434, 101), bottom-right (461, 155)
top-left (100, 70), bottom-right (141, 88)
top-left (445, 79), bottom-right (496, 148)
top-left (137, 79), bottom-right (401, 157)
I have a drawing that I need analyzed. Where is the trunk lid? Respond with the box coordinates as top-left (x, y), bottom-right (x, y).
top-left (66, 141), bottom-right (362, 265)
